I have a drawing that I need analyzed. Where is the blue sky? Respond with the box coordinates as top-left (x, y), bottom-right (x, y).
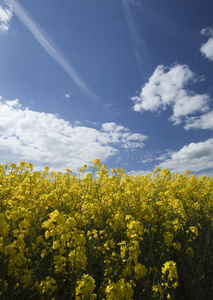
top-left (0, 0), bottom-right (213, 176)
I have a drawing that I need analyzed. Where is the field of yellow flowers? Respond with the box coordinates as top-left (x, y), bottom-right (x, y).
top-left (0, 160), bottom-right (213, 299)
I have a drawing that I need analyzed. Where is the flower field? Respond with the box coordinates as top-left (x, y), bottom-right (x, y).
top-left (0, 160), bottom-right (213, 299)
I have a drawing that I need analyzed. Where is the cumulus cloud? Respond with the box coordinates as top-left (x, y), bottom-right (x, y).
top-left (102, 123), bottom-right (126, 132)
top-left (101, 122), bottom-right (147, 149)
top-left (156, 138), bottom-right (213, 176)
top-left (131, 64), bottom-right (210, 125)
top-left (0, 4), bottom-right (12, 31)
top-left (0, 98), bottom-right (148, 172)
top-left (200, 27), bottom-right (213, 62)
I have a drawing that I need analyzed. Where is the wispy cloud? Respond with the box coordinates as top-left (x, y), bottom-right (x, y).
top-left (120, 0), bottom-right (152, 78)
top-left (4, 0), bottom-right (101, 103)
top-left (0, 4), bottom-right (13, 32)
top-left (86, 120), bottom-right (99, 126)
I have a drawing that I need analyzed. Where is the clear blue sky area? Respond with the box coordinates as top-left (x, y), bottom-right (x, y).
top-left (0, 0), bottom-right (213, 176)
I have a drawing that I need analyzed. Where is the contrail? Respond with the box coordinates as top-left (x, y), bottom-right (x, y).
top-left (120, 0), bottom-right (152, 79)
top-left (4, 0), bottom-right (101, 103)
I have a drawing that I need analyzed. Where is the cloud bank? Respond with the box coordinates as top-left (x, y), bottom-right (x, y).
top-left (156, 138), bottom-right (213, 176)
top-left (0, 4), bottom-right (12, 31)
top-left (131, 64), bottom-right (210, 126)
top-left (0, 98), bottom-right (147, 172)
top-left (200, 27), bottom-right (213, 62)
top-left (126, 138), bottom-right (213, 177)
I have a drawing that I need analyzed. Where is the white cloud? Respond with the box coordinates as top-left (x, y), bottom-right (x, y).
top-left (86, 120), bottom-right (99, 126)
top-left (0, 4), bottom-right (13, 32)
top-left (0, 98), bottom-right (148, 172)
top-left (156, 139), bottom-right (213, 176)
top-left (102, 122), bottom-right (126, 132)
top-left (126, 169), bottom-right (152, 177)
top-left (131, 64), bottom-right (210, 126)
top-left (65, 93), bottom-right (71, 99)
top-left (184, 111), bottom-right (213, 130)
top-left (101, 122), bottom-right (148, 149)
top-left (200, 27), bottom-right (213, 62)
top-left (170, 92), bottom-right (209, 125)
top-left (4, 0), bottom-right (101, 104)
top-left (73, 120), bottom-right (83, 126)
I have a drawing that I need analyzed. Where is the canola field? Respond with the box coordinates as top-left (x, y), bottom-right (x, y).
top-left (0, 160), bottom-right (213, 299)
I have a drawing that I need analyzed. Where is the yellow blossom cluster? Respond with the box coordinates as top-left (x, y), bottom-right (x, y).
top-left (0, 160), bottom-right (213, 299)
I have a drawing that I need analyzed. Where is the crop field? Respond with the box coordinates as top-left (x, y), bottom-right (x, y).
top-left (0, 160), bottom-right (213, 299)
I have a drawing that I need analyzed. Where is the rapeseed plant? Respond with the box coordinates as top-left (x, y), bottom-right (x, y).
top-left (0, 160), bottom-right (212, 299)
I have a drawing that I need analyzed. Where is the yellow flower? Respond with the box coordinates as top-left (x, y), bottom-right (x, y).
top-left (105, 278), bottom-right (134, 300)
top-left (152, 284), bottom-right (163, 299)
top-left (0, 213), bottom-right (9, 237)
top-left (163, 232), bottom-right (174, 247)
top-left (134, 263), bottom-right (147, 280)
top-left (41, 249), bottom-right (47, 258)
top-left (54, 255), bottom-right (66, 273)
top-left (52, 240), bottom-right (60, 250)
top-left (185, 247), bottom-right (194, 258)
top-left (173, 242), bottom-right (181, 251)
top-left (162, 261), bottom-right (178, 282)
top-left (36, 276), bottom-right (57, 294)
top-left (189, 226), bottom-right (198, 237)
top-left (75, 274), bottom-right (97, 300)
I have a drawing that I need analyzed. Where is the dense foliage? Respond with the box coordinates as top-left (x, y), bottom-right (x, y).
top-left (0, 160), bottom-right (213, 299)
